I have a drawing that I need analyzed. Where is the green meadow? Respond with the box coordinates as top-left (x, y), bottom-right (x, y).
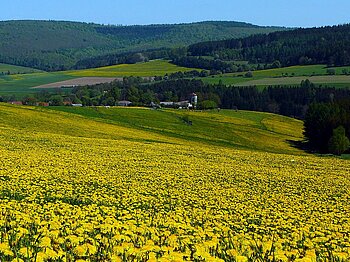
top-left (202, 64), bottom-right (350, 87)
top-left (0, 60), bottom-right (196, 96)
top-left (49, 106), bottom-right (304, 155)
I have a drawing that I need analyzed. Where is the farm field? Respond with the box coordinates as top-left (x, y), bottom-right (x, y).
top-left (202, 64), bottom-right (350, 87)
top-left (0, 104), bottom-right (349, 261)
top-left (2, 62), bottom-right (350, 97)
top-left (0, 60), bottom-right (196, 96)
top-left (65, 60), bottom-right (196, 78)
top-left (0, 73), bottom-right (76, 96)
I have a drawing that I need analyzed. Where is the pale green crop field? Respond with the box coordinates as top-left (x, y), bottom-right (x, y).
top-left (66, 60), bottom-right (197, 77)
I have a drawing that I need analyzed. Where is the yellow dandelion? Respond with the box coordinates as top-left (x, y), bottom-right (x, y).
top-left (19, 247), bottom-right (32, 258)
top-left (74, 245), bottom-right (87, 257)
top-left (35, 252), bottom-right (48, 262)
top-left (11, 258), bottom-right (24, 262)
top-left (39, 236), bottom-right (51, 248)
top-left (111, 255), bottom-right (123, 262)
top-left (0, 242), bottom-right (14, 256)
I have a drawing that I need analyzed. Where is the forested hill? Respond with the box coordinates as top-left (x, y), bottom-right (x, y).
top-left (187, 24), bottom-right (350, 67)
top-left (0, 20), bottom-right (283, 71)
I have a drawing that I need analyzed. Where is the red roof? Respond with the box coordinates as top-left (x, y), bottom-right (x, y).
top-left (9, 101), bottom-right (23, 105)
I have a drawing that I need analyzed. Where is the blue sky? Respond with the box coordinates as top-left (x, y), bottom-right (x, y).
top-left (2, 0), bottom-right (349, 27)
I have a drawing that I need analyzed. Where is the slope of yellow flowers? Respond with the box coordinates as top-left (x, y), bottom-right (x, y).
top-left (0, 104), bottom-right (349, 262)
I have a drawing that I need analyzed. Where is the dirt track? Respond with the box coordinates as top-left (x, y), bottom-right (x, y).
top-left (33, 77), bottom-right (123, 89)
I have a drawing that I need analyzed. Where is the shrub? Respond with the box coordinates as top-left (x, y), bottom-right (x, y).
top-left (326, 68), bottom-right (336, 75)
top-left (201, 100), bottom-right (217, 110)
top-left (328, 126), bottom-right (350, 155)
top-left (245, 71), bottom-right (253, 78)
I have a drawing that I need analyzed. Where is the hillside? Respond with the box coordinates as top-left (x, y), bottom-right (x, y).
top-left (0, 20), bottom-right (284, 71)
top-left (184, 24), bottom-right (350, 68)
top-left (0, 103), bottom-right (349, 261)
top-left (49, 106), bottom-right (304, 154)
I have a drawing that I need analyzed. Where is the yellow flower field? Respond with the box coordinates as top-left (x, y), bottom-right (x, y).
top-left (0, 104), bottom-right (349, 261)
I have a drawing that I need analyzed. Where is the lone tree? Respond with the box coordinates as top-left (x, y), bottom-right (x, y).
top-left (245, 71), bottom-right (253, 78)
top-left (328, 126), bottom-right (350, 155)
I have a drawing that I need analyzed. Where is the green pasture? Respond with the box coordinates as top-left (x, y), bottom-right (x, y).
top-left (202, 64), bottom-right (350, 87)
top-left (0, 63), bottom-right (43, 75)
top-left (0, 73), bottom-right (76, 96)
top-left (49, 106), bottom-right (304, 155)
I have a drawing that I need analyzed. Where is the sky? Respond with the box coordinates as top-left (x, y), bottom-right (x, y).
top-left (1, 0), bottom-right (350, 28)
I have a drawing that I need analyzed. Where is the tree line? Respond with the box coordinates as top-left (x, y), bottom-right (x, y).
top-left (58, 78), bottom-right (350, 120)
top-left (304, 101), bottom-right (350, 154)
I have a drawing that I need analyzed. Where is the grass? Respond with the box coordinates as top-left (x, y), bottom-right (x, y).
top-left (0, 63), bottom-right (43, 75)
top-left (48, 106), bottom-right (304, 155)
top-left (202, 64), bottom-right (350, 87)
top-left (0, 73), bottom-right (76, 96)
top-left (0, 60), bottom-right (197, 97)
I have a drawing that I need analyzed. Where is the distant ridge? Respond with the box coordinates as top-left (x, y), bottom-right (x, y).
top-left (185, 23), bottom-right (350, 67)
top-left (0, 20), bottom-right (285, 71)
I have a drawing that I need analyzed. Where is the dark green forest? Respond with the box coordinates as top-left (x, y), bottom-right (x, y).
top-left (0, 20), bottom-right (283, 71)
top-left (173, 24), bottom-right (350, 71)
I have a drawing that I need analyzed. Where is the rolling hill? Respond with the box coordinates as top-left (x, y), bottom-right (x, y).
top-left (48, 106), bottom-right (304, 154)
top-left (0, 20), bottom-right (284, 71)
top-left (185, 24), bottom-right (350, 67)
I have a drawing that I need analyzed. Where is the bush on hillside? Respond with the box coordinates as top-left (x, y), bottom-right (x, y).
top-left (201, 100), bottom-right (217, 110)
top-left (328, 126), bottom-right (350, 155)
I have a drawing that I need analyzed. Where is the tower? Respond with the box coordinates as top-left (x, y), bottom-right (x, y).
top-left (191, 93), bottom-right (198, 109)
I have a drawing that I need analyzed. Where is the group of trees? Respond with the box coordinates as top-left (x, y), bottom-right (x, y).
top-left (73, 48), bottom-right (188, 70)
top-left (172, 56), bottom-right (238, 73)
top-left (186, 24), bottom-right (350, 67)
top-left (172, 55), bottom-right (284, 73)
top-left (304, 101), bottom-right (350, 154)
